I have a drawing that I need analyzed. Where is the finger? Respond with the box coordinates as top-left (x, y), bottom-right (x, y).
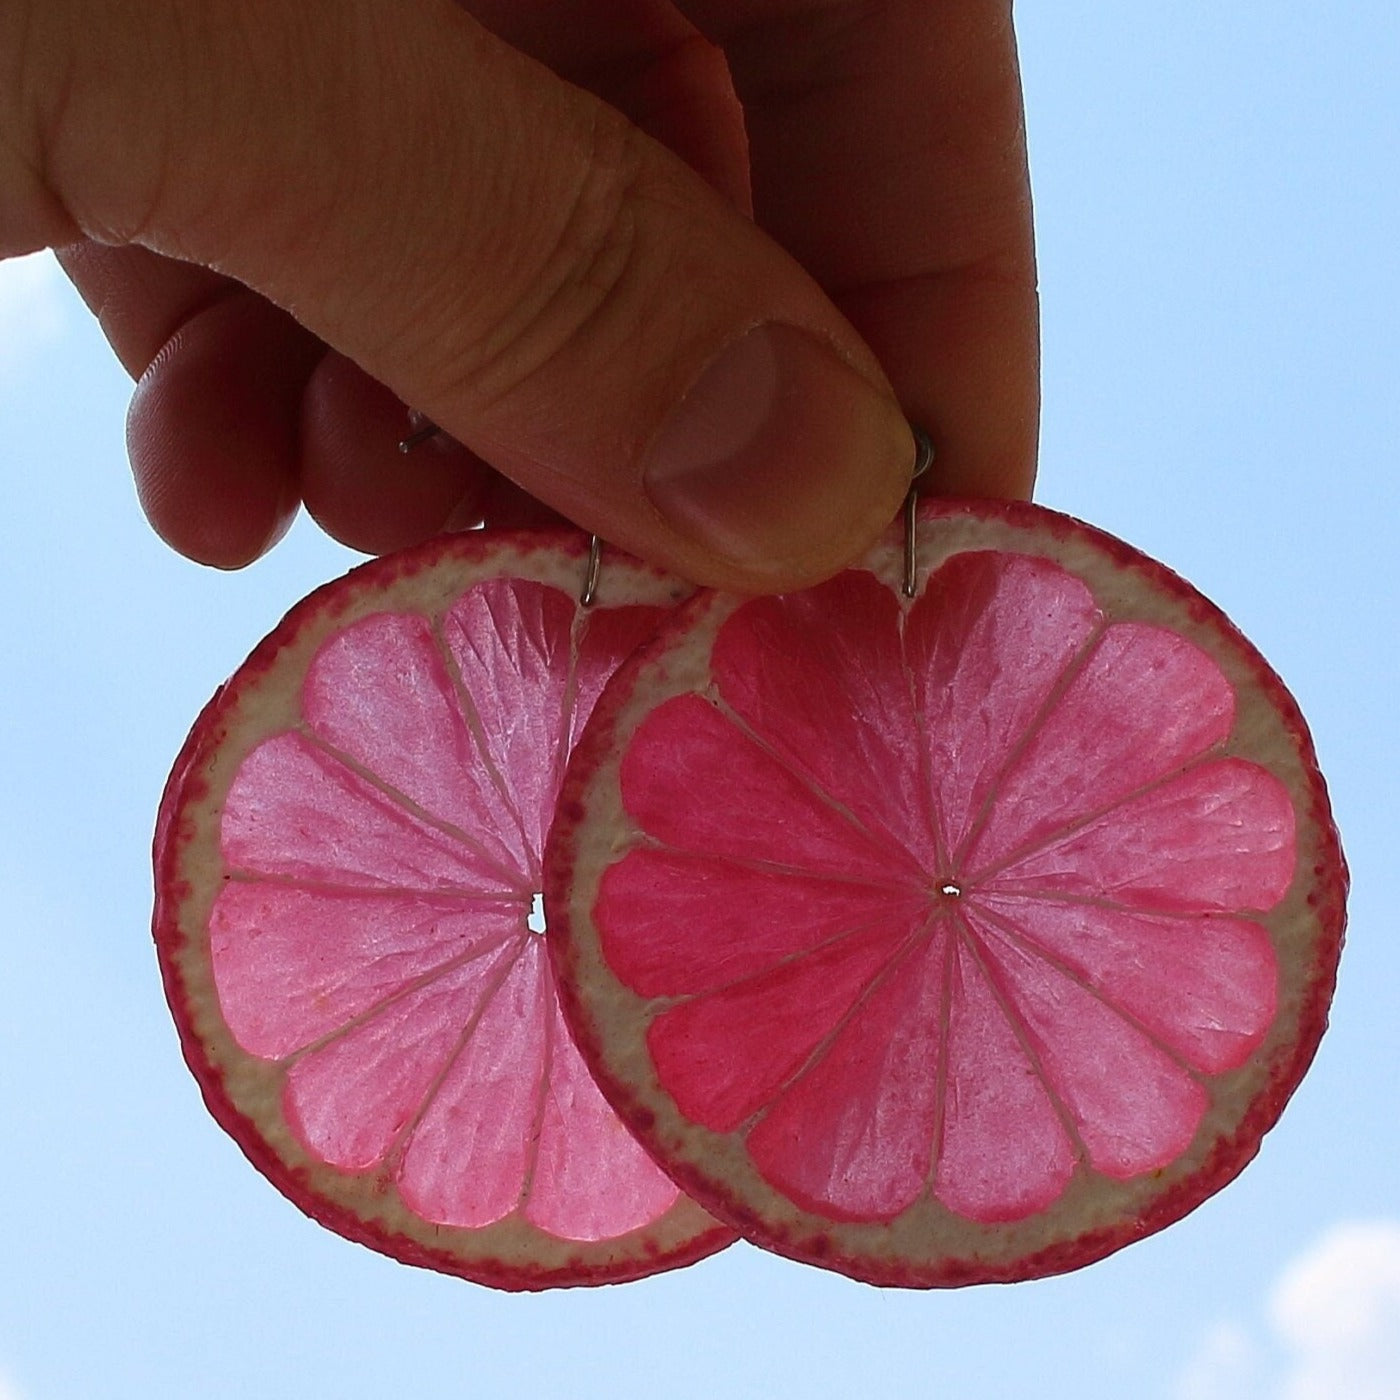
top-left (8, 0), bottom-right (913, 590)
top-left (673, 0), bottom-right (1039, 498)
top-left (58, 241), bottom-right (548, 554)
top-left (124, 287), bottom-right (318, 567)
top-left (300, 353), bottom-right (494, 554)
top-left (470, 475), bottom-right (571, 531)
top-left (57, 241), bottom-right (314, 563)
top-left (54, 241), bottom-right (239, 378)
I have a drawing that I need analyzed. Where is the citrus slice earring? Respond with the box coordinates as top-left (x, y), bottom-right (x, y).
top-left (544, 493), bottom-right (1346, 1287)
top-left (153, 527), bottom-right (734, 1289)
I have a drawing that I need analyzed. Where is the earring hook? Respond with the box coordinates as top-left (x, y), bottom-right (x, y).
top-left (398, 415), bottom-right (441, 454)
top-left (902, 427), bottom-right (936, 598)
top-left (580, 535), bottom-right (602, 607)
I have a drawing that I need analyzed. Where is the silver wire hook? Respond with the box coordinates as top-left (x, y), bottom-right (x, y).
top-left (580, 535), bottom-right (602, 607)
top-left (398, 418), bottom-right (441, 454)
top-left (902, 427), bottom-right (936, 598)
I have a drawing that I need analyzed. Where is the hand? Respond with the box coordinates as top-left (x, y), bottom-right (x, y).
top-left (0, 0), bottom-right (1037, 592)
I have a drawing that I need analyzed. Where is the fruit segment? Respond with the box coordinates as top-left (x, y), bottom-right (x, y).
top-left (980, 759), bottom-right (1295, 909)
top-left (903, 551), bottom-right (1100, 862)
top-left (645, 919), bottom-right (917, 1134)
top-left (970, 896), bottom-right (1277, 1074)
top-left (284, 944), bottom-right (521, 1175)
top-left (619, 694), bottom-right (917, 884)
top-left (548, 499), bottom-right (1345, 1286)
top-left (222, 731), bottom-right (516, 894)
top-left (304, 611), bottom-right (530, 879)
top-left (524, 985), bottom-right (684, 1240)
top-left (394, 941), bottom-right (551, 1229)
top-left (710, 571), bottom-right (937, 869)
top-left (960, 620), bottom-right (1236, 870)
top-left (935, 938), bottom-right (1076, 1222)
top-left (597, 850), bottom-right (927, 997)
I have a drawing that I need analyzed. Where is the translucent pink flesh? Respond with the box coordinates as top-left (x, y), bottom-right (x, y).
top-left (710, 571), bottom-right (938, 869)
top-left (980, 758), bottom-right (1296, 911)
top-left (223, 731), bottom-right (517, 895)
top-left (745, 931), bottom-right (949, 1222)
top-left (961, 621), bottom-right (1237, 872)
top-left (936, 939), bottom-right (1077, 1222)
top-left (526, 982), bottom-right (683, 1240)
top-left (971, 919), bottom-right (1208, 1179)
top-left (304, 612), bottom-right (530, 880)
top-left (598, 849), bottom-right (930, 998)
top-left (216, 580), bottom-right (680, 1241)
top-left (284, 942), bottom-right (520, 1173)
top-left (603, 553), bottom-right (1290, 1223)
top-left (646, 920), bottom-right (918, 1133)
top-left (970, 896), bottom-right (1278, 1075)
top-left (905, 552), bottom-right (1101, 863)
top-left (211, 882), bottom-right (519, 1060)
top-left (619, 694), bottom-right (923, 886)
top-left (438, 582), bottom-right (576, 879)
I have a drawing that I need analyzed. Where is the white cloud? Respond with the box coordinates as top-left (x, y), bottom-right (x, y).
top-left (1270, 1221), bottom-right (1400, 1400)
top-left (0, 249), bottom-right (69, 377)
top-left (1175, 1222), bottom-right (1400, 1400)
top-left (0, 1366), bottom-right (25, 1400)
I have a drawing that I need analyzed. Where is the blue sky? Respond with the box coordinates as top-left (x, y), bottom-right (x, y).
top-left (1, 4), bottom-right (1397, 1398)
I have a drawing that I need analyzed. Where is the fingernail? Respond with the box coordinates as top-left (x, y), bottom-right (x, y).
top-left (643, 323), bottom-right (913, 578)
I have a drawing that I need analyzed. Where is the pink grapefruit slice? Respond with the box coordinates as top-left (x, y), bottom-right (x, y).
top-left (545, 498), bottom-right (1347, 1287)
top-left (153, 529), bottom-right (735, 1289)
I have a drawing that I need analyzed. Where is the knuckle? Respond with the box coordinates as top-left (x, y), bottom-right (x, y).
top-left (1, 1), bottom-right (179, 249)
top-left (0, 3), bottom-right (78, 249)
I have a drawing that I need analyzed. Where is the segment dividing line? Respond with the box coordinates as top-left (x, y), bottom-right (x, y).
top-left (965, 898), bottom-right (1210, 1081)
top-left (649, 911), bottom-right (934, 1009)
top-left (381, 935), bottom-right (530, 1180)
top-left (952, 914), bottom-right (1095, 1173)
top-left (458, 584), bottom-right (569, 883)
top-left (923, 926), bottom-right (957, 1206)
top-left (897, 596), bottom-right (951, 879)
top-left (709, 692), bottom-right (932, 886)
top-left (225, 868), bottom-right (525, 905)
top-left (430, 615), bottom-right (537, 884)
top-left (278, 929), bottom-right (522, 1068)
top-left (628, 835), bottom-right (929, 895)
top-left (951, 617), bottom-right (1108, 872)
top-left (732, 912), bottom-right (943, 1141)
top-left (516, 955), bottom-right (557, 1214)
top-left (972, 886), bottom-right (1270, 923)
top-left (300, 725), bottom-right (528, 893)
top-left (965, 744), bottom-right (1231, 890)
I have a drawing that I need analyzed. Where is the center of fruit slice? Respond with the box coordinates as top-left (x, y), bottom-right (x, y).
top-left (528, 891), bottom-right (547, 934)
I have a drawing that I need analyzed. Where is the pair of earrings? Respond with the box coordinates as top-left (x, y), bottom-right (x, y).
top-left (152, 423), bottom-right (1344, 1290)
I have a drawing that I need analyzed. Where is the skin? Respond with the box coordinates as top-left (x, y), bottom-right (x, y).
top-left (0, 0), bottom-right (1037, 593)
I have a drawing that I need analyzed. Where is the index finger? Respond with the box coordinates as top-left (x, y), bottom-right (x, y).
top-left (673, 0), bottom-right (1038, 499)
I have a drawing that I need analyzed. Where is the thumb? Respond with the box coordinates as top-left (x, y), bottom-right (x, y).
top-left (2, 0), bottom-right (915, 591)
